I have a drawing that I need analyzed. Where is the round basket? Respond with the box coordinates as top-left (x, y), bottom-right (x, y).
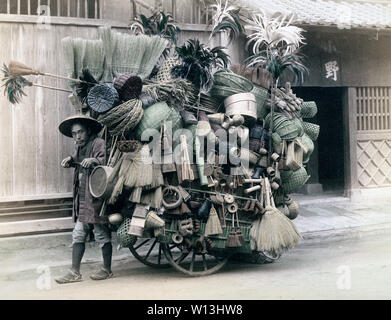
top-left (89, 165), bottom-right (115, 199)
top-left (113, 73), bottom-right (143, 101)
top-left (134, 101), bottom-right (183, 141)
top-left (213, 70), bottom-right (254, 92)
top-left (302, 121), bottom-right (320, 141)
top-left (300, 101), bottom-right (318, 119)
top-left (87, 83), bottom-right (119, 113)
top-left (264, 112), bottom-right (301, 141)
top-left (117, 218), bottom-right (138, 247)
top-left (280, 167), bottom-right (310, 194)
top-left (224, 92), bottom-right (257, 123)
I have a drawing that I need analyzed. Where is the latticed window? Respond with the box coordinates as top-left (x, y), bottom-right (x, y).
top-left (131, 0), bottom-right (213, 25)
top-left (356, 87), bottom-right (391, 131)
top-left (355, 86), bottom-right (391, 188)
top-left (0, 0), bottom-right (101, 19)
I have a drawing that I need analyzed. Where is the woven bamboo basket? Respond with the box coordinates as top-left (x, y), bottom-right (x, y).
top-left (280, 167), bottom-right (310, 194)
top-left (87, 83), bottom-right (119, 113)
top-left (302, 122), bottom-right (320, 141)
top-left (213, 70), bottom-right (254, 92)
top-left (300, 101), bottom-right (318, 119)
top-left (117, 218), bottom-right (138, 247)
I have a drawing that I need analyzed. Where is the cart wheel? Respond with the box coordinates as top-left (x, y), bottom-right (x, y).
top-left (162, 243), bottom-right (229, 276)
top-left (129, 237), bottom-right (183, 269)
top-left (259, 251), bottom-right (281, 263)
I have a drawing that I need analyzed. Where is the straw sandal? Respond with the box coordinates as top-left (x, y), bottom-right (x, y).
top-left (90, 268), bottom-right (113, 281)
top-left (55, 269), bottom-right (82, 284)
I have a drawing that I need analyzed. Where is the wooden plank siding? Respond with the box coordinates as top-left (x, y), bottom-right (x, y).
top-left (0, 24), bottom-right (13, 198)
top-left (0, 18), bottom-right (216, 202)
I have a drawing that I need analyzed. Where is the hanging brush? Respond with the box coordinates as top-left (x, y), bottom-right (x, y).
top-left (204, 204), bottom-right (223, 236)
top-left (6, 60), bottom-right (92, 84)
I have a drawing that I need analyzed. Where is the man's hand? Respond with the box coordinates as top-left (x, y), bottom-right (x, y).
top-left (61, 156), bottom-right (72, 168)
top-left (80, 158), bottom-right (99, 169)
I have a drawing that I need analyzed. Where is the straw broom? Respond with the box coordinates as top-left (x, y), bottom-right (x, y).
top-left (250, 177), bottom-right (301, 254)
top-left (99, 25), bottom-right (114, 83)
top-left (205, 204), bottom-right (223, 236)
top-left (83, 39), bottom-right (105, 81)
top-left (111, 32), bottom-right (144, 77)
top-left (61, 36), bottom-right (76, 79)
top-left (138, 35), bottom-right (168, 79)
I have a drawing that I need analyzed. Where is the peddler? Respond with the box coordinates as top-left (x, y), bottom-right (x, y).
top-left (55, 114), bottom-right (113, 284)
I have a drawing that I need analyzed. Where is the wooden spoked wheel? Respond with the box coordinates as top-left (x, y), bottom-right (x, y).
top-left (128, 237), bottom-right (183, 269)
top-left (162, 243), bottom-right (229, 276)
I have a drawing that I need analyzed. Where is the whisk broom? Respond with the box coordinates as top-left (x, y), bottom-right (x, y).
top-left (7, 60), bottom-right (91, 84)
top-left (204, 204), bottom-right (223, 236)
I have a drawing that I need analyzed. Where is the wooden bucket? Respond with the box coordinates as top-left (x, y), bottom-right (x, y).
top-left (89, 165), bottom-right (115, 199)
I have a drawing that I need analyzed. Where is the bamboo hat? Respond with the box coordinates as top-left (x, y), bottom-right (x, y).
top-left (59, 114), bottom-right (103, 138)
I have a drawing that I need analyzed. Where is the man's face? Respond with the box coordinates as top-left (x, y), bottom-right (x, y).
top-left (71, 123), bottom-right (89, 147)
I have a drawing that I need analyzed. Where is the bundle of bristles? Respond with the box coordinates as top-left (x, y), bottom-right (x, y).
top-left (249, 177), bottom-right (302, 255)
top-left (143, 78), bottom-right (198, 109)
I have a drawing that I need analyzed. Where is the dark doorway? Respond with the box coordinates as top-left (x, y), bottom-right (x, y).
top-left (293, 87), bottom-right (345, 193)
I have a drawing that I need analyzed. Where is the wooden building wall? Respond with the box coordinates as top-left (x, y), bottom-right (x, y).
top-left (0, 17), bottom-right (220, 201)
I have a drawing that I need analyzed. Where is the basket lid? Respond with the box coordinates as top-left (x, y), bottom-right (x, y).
top-left (87, 83), bottom-right (119, 113)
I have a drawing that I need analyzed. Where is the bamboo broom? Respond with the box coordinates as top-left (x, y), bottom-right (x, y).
top-left (8, 60), bottom-right (91, 84)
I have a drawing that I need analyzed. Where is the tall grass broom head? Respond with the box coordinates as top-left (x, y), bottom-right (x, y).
top-left (111, 32), bottom-right (144, 77)
top-left (138, 35), bottom-right (168, 79)
top-left (257, 178), bottom-right (301, 254)
top-left (205, 204), bottom-right (223, 236)
top-left (72, 38), bottom-right (87, 79)
top-left (99, 25), bottom-right (114, 83)
top-left (83, 39), bottom-right (105, 82)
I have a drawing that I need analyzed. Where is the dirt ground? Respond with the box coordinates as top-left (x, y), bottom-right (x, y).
top-left (1, 231), bottom-right (390, 300)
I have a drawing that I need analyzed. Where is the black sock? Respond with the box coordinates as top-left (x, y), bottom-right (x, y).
top-left (102, 242), bottom-right (112, 272)
top-left (72, 242), bottom-right (85, 273)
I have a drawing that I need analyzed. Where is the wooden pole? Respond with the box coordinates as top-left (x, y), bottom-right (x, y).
top-left (32, 83), bottom-right (72, 93)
